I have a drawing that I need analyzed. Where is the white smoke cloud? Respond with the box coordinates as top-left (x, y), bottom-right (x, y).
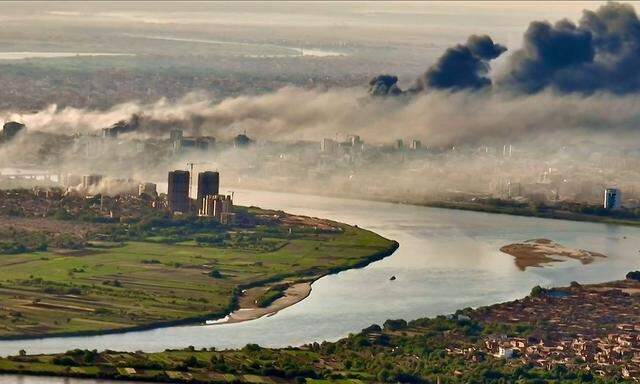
top-left (4, 85), bottom-right (640, 204)
top-left (5, 86), bottom-right (640, 147)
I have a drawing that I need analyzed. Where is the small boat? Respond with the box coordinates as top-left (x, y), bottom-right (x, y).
top-left (389, 275), bottom-right (396, 281)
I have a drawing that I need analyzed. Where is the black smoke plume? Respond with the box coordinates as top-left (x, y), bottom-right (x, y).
top-left (102, 114), bottom-right (141, 137)
top-left (368, 74), bottom-right (402, 96)
top-left (499, 2), bottom-right (640, 94)
top-left (414, 34), bottom-right (506, 92)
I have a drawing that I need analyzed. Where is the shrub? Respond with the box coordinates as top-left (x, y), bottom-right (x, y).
top-left (383, 319), bottom-right (407, 331)
top-left (243, 344), bottom-right (262, 352)
top-left (362, 324), bottom-right (382, 333)
top-left (94, 308), bottom-right (111, 315)
top-left (626, 271), bottom-right (640, 281)
top-left (530, 285), bottom-right (546, 297)
top-left (52, 356), bottom-right (76, 366)
top-left (209, 270), bottom-right (223, 279)
top-left (256, 288), bottom-right (286, 308)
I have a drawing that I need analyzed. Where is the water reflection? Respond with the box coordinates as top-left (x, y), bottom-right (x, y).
top-left (1, 190), bottom-right (637, 357)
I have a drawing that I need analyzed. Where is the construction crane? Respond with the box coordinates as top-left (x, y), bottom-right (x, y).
top-left (185, 162), bottom-right (211, 207)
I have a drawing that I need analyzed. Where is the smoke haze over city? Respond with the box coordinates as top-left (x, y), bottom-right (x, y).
top-left (3, 1), bottom-right (640, 206)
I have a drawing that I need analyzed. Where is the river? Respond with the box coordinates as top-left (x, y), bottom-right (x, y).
top-left (1, 190), bottom-right (639, 382)
top-left (122, 34), bottom-right (346, 57)
top-left (0, 52), bottom-right (134, 60)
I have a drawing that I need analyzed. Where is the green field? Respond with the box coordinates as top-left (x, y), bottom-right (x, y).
top-left (0, 285), bottom-right (623, 384)
top-left (0, 220), bottom-right (396, 338)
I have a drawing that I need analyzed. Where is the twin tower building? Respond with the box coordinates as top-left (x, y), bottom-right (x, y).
top-left (167, 170), bottom-right (234, 223)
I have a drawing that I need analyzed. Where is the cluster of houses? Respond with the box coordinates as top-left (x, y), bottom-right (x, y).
top-left (481, 327), bottom-right (640, 379)
top-left (444, 281), bottom-right (640, 380)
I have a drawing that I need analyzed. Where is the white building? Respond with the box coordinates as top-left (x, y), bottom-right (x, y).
top-left (497, 346), bottom-right (514, 359)
top-left (320, 138), bottom-right (338, 153)
top-left (138, 182), bottom-right (157, 197)
top-left (604, 188), bottom-right (622, 210)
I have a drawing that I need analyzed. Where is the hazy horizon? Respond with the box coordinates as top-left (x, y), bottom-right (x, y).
top-left (3, 1), bottom-right (640, 207)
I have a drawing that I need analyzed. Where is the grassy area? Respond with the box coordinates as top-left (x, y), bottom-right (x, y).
top-left (0, 211), bottom-right (397, 339)
top-left (0, 282), bottom-right (630, 384)
top-left (255, 284), bottom-right (288, 308)
top-left (0, 316), bottom-right (600, 384)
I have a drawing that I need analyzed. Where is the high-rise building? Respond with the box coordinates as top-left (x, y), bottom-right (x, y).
top-left (170, 129), bottom-right (183, 154)
top-left (138, 182), bottom-right (157, 198)
top-left (604, 188), bottom-right (622, 210)
top-left (169, 129), bottom-right (183, 143)
top-left (321, 138), bottom-right (338, 153)
top-left (197, 171), bottom-right (220, 207)
top-left (82, 174), bottom-right (103, 190)
top-left (233, 133), bottom-right (252, 148)
top-left (102, 127), bottom-right (118, 138)
top-left (502, 144), bottom-right (513, 158)
top-left (61, 173), bottom-right (82, 188)
top-left (410, 139), bottom-right (422, 150)
top-left (168, 170), bottom-right (190, 213)
top-left (345, 134), bottom-right (364, 152)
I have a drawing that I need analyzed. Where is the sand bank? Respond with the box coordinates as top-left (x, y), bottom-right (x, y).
top-left (210, 282), bottom-right (312, 324)
top-left (500, 238), bottom-right (606, 271)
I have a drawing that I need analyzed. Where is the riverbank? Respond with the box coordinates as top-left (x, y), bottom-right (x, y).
top-left (424, 200), bottom-right (640, 227)
top-left (5, 275), bottom-right (640, 383)
top-left (222, 234), bottom-right (400, 324)
top-left (230, 186), bottom-right (640, 228)
top-left (215, 282), bottom-right (312, 324)
top-left (0, 206), bottom-right (398, 340)
top-left (1, 190), bottom-right (637, 364)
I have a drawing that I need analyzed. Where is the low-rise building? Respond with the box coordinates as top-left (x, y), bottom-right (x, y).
top-left (199, 194), bottom-right (234, 224)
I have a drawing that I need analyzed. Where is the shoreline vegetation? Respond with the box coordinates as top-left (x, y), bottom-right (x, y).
top-left (0, 237), bottom-right (398, 342)
top-left (5, 276), bottom-right (640, 383)
top-left (234, 186), bottom-right (640, 228)
top-left (217, 281), bottom-right (312, 324)
top-left (423, 200), bottom-right (640, 227)
top-left (0, 200), bottom-right (399, 341)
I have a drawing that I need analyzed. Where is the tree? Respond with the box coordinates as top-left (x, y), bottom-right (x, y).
top-left (383, 319), bottom-right (407, 331)
top-left (626, 271), bottom-right (640, 281)
top-left (529, 286), bottom-right (546, 297)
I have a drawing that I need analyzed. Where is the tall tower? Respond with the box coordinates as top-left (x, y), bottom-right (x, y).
top-left (604, 188), bottom-right (622, 210)
top-left (197, 171), bottom-right (220, 206)
top-left (169, 129), bottom-right (183, 143)
top-left (168, 170), bottom-right (190, 213)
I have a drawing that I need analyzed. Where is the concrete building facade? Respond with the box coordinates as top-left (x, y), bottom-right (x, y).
top-left (197, 171), bottom-right (220, 207)
top-left (138, 182), bottom-right (157, 198)
top-left (199, 194), bottom-right (234, 224)
top-left (168, 170), bottom-right (190, 213)
top-left (82, 174), bottom-right (103, 190)
top-left (604, 188), bottom-right (622, 210)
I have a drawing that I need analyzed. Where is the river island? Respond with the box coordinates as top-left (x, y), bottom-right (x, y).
top-left (0, 188), bottom-right (398, 339)
top-left (500, 238), bottom-right (607, 271)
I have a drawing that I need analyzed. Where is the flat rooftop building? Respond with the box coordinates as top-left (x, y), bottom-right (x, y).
top-left (604, 188), bottom-right (622, 210)
top-left (197, 171), bottom-right (220, 207)
top-left (168, 170), bottom-right (190, 213)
